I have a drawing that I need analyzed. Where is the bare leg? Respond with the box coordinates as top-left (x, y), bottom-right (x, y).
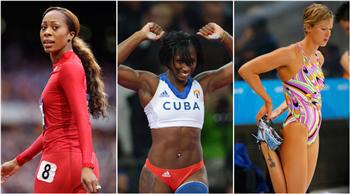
top-left (280, 122), bottom-right (308, 193)
top-left (306, 135), bottom-right (319, 189)
top-left (181, 166), bottom-right (208, 185)
top-left (139, 166), bottom-right (172, 193)
top-left (260, 142), bottom-right (286, 193)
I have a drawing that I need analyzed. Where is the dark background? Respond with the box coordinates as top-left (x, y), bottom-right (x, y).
top-left (1, 1), bottom-right (116, 193)
top-left (118, 1), bottom-right (233, 193)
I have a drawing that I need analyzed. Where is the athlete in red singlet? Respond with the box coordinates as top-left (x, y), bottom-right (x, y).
top-left (1, 7), bottom-right (108, 193)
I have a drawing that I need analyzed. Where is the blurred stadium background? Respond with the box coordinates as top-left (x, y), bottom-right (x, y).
top-left (234, 1), bottom-right (349, 193)
top-left (1, 2), bottom-right (116, 193)
top-left (2, 1), bottom-right (348, 193)
top-left (118, 1), bottom-right (233, 193)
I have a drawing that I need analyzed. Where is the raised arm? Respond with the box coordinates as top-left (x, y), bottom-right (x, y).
top-left (197, 22), bottom-right (233, 57)
top-left (238, 46), bottom-right (295, 121)
top-left (118, 23), bottom-right (164, 92)
top-left (118, 22), bottom-right (164, 65)
top-left (195, 62), bottom-right (233, 94)
top-left (195, 23), bottom-right (233, 94)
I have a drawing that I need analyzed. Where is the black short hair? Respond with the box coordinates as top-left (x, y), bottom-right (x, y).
top-left (159, 31), bottom-right (203, 72)
top-left (336, 2), bottom-right (349, 22)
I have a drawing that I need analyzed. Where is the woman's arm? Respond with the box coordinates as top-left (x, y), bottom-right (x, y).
top-left (1, 133), bottom-right (43, 183)
top-left (197, 22), bottom-right (233, 57)
top-left (195, 23), bottom-right (233, 93)
top-left (118, 22), bottom-right (164, 65)
top-left (238, 46), bottom-right (294, 121)
top-left (59, 61), bottom-right (99, 192)
top-left (270, 101), bottom-right (288, 120)
top-left (15, 133), bottom-right (43, 165)
top-left (195, 62), bottom-right (233, 94)
top-left (60, 62), bottom-right (94, 168)
top-left (118, 23), bottom-right (164, 92)
top-left (222, 31), bottom-right (233, 57)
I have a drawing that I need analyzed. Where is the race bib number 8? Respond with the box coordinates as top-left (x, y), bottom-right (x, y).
top-left (37, 160), bottom-right (57, 183)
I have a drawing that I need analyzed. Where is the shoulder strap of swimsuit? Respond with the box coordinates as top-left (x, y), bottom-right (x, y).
top-left (296, 42), bottom-right (304, 55)
top-left (315, 51), bottom-right (321, 66)
top-left (296, 43), bottom-right (308, 64)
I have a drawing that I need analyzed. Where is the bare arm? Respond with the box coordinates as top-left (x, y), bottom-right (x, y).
top-left (118, 31), bottom-right (147, 65)
top-left (195, 62), bottom-right (232, 93)
top-left (118, 23), bottom-right (164, 92)
top-left (118, 22), bottom-right (164, 65)
top-left (221, 31), bottom-right (233, 57)
top-left (118, 65), bottom-right (157, 92)
top-left (270, 101), bottom-right (288, 120)
top-left (197, 22), bottom-right (232, 57)
top-left (238, 46), bottom-right (294, 121)
top-left (195, 23), bottom-right (233, 93)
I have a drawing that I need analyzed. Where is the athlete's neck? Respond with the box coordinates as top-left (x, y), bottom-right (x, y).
top-left (50, 44), bottom-right (73, 64)
top-left (300, 37), bottom-right (319, 58)
top-left (166, 71), bottom-right (187, 92)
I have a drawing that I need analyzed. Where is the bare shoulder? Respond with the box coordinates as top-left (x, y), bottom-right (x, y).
top-left (257, 44), bottom-right (298, 65)
top-left (260, 44), bottom-right (298, 68)
top-left (279, 44), bottom-right (298, 61)
top-left (275, 44), bottom-right (299, 67)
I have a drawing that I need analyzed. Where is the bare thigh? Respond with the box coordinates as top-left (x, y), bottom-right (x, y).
top-left (306, 135), bottom-right (319, 189)
top-left (139, 166), bottom-right (172, 193)
top-left (280, 122), bottom-right (308, 193)
top-left (182, 166), bottom-right (208, 185)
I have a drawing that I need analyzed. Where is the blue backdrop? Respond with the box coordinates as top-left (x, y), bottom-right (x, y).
top-left (234, 78), bottom-right (349, 125)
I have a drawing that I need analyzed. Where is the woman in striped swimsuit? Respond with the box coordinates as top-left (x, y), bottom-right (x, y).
top-left (238, 3), bottom-right (333, 193)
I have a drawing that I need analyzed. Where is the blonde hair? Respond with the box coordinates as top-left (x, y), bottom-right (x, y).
top-left (43, 7), bottom-right (108, 118)
top-left (303, 3), bottom-right (334, 34)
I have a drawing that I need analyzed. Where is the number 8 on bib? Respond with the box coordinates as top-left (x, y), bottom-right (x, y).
top-left (37, 160), bottom-right (57, 183)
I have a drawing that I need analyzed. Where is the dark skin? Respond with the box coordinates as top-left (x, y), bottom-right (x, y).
top-left (118, 22), bottom-right (232, 193)
top-left (41, 10), bottom-right (99, 193)
top-left (1, 10), bottom-right (100, 193)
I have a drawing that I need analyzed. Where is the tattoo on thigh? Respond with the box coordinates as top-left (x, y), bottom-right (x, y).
top-left (267, 152), bottom-right (276, 168)
top-left (140, 168), bottom-right (155, 192)
top-left (146, 169), bottom-right (155, 190)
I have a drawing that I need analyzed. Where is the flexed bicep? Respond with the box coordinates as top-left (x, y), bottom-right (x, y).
top-left (118, 65), bottom-right (142, 91)
top-left (118, 65), bottom-right (158, 93)
top-left (196, 62), bottom-right (233, 94)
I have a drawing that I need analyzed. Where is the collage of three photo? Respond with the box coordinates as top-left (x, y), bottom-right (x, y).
top-left (1, 1), bottom-right (349, 193)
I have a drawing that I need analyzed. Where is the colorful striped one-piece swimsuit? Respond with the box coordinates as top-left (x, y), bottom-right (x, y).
top-left (282, 43), bottom-right (325, 145)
